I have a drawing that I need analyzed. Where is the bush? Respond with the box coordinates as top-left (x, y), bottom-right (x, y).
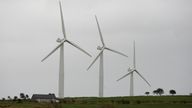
top-left (136, 100), bottom-right (141, 104)
top-left (17, 99), bottom-right (22, 103)
top-left (121, 99), bottom-right (130, 104)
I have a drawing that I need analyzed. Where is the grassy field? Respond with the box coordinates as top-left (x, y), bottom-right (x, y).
top-left (0, 96), bottom-right (192, 108)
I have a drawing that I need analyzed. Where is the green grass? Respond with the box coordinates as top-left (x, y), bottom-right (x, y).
top-left (62, 104), bottom-right (192, 108)
top-left (0, 96), bottom-right (192, 108)
top-left (61, 96), bottom-right (192, 104)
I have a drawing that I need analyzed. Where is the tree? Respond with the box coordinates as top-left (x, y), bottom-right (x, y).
top-left (7, 96), bottom-right (11, 100)
top-left (145, 92), bottom-right (150, 96)
top-left (25, 94), bottom-right (29, 99)
top-left (2, 98), bottom-right (5, 101)
top-left (153, 90), bottom-right (158, 95)
top-left (20, 93), bottom-right (26, 99)
top-left (169, 89), bottom-right (176, 96)
top-left (13, 96), bottom-right (18, 101)
top-left (156, 88), bottom-right (164, 96)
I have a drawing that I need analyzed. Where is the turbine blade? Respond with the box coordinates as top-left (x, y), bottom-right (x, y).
top-left (59, 1), bottom-right (66, 38)
top-left (133, 40), bottom-right (136, 68)
top-left (117, 70), bottom-right (134, 81)
top-left (135, 70), bottom-right (151, 87)
top-left (66, 40), bottom-right (92, 57)
top-left (87, 50), bottom-right (103, 70)
top-left (95, 15), bottom-right (105, 46)
top-left (41, 41), bottom-right (64, 62)
top-left (105, 47), bottom-right (128, 57)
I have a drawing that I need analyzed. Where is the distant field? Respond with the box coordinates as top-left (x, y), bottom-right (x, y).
top-left (0, 96), bottom-right (192, 108)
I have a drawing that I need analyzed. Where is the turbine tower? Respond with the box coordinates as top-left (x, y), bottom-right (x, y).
top-left (41, 1), bottom-right (91, 98)
top-left (117, 40), bottom-right (151, 96)
top-left (87, 15), bottom-right (128, 97)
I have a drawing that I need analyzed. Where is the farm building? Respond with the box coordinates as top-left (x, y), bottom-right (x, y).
top-left (31, 94), bottom-right (57, 102)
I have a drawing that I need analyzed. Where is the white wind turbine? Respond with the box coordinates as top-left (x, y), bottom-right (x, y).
top-left (87, 15), bottom-right (128, 97)
top-left (117, 41), bottom-right (151, 96)
top-left (41, 1), bottom-right (91, 98)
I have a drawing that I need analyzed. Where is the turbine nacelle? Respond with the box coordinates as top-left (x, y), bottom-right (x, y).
top-left (97, 46), bottom-right (103, 50)
top-left (57, 38), bottom-right (66, 43)
top-left (128, 67), bottom-right (132, 72)
top-left (56, 38), bottom-right (63, 43)
top-left (128, 67), bottom-right (136, 73)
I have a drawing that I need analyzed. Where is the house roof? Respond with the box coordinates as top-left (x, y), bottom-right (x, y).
top-left (31, 94), bottom-right (56, 100)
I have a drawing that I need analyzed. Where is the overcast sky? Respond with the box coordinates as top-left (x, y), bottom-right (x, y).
top-left (0, 0), bottom-right (192, 98)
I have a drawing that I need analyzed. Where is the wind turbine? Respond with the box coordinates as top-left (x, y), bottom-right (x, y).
top-left (117, 41), bottom-right (151, 96)
top-left (87, 15), bottom-right (128, 97)
top-left (41, 1), bottom-right (91, 98)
